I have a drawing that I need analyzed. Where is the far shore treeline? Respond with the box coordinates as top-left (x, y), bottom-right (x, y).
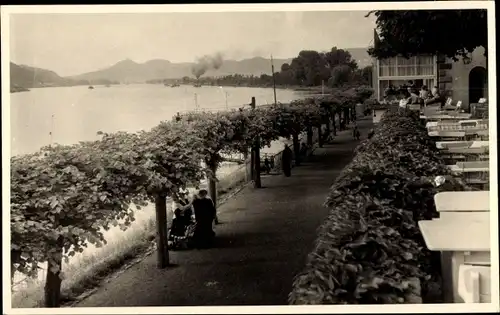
top-left (149, 47), bottom-right (372, 88)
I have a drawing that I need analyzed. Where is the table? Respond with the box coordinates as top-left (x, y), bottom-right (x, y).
top-left (418, 216), bottom-right (491, 302)
top-left (456, 161), bottom-right (489, 169)
top-left (427, 120), bottom-right (488, 130)
top-left (429, 131), bottom-right (466, 138)
top-left (436, 141), bottom-right (473, 149)
top-left (428, 125), bottom-right (488, 133)
top-left (458, 119), bottom-right (489, 126)
top-left (469, 141), bottom-right (490, 148)
top-left (448, 165), bottom-right (489, 173)
top-left (421, 113), bottom-right (473, 120)
top-left (439, 154), bottom-right (489, 162)
top-left (434, 191), bottom-right (490, 212)
top-left (419, 216), bottom-right (490, 251)
top-left (447, 147), bottom-right (489, 154)
top-left (447, 161), bottom-right (489, 175)
top-left (436, 141), bottom-right (489, 150)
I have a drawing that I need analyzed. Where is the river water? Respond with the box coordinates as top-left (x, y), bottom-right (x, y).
top-left (9, 84), bottom-right (304, 291)
top-left (10, 84), bottom-right (302, 156)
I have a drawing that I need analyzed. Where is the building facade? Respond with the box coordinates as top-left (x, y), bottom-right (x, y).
top-left (372, 55), bottom-right (437, 101)
top-left (372, 47), bottom-right (488, 108)
top-left (371, 31), bottom-right (488, 110)
top-left (436, 46), bottom-right (488, 109)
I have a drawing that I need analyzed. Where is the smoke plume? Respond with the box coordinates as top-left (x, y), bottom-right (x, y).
top-left (191, 52), bottom-right (224, 79)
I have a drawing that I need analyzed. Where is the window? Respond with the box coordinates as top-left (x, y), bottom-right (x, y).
top-left (378, 56), bottom-right (435, 78)
top-left (416, 56), bottom-right (435, 76)
top-left (377, 55), bottom-right (437, 100)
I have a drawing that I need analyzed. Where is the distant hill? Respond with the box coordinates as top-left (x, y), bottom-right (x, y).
top-left (67, 57), bottom-right (295, 83)
top-left (9, 62), bottom-right (119, 91)
top-left (10, 62), bottom-right (73, 89)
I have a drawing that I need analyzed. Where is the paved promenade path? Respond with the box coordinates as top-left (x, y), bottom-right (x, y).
top-left (75, 118), bottom-right (373, 307)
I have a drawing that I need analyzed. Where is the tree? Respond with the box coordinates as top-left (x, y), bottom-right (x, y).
top-left (367, 10), bottom-right (487, 61)
top-left (289, 50), bottom-right (329, 86)
top-left (324, 47), bottom-right (358, 70)
top-left (329, 65), bottom-right (353, 87)
top-left (351, 66), bottom-right (373, 86)
top-left (281, 63), bottom-right (291, 72)
top-left (11, 135), bottom-right (152, 307)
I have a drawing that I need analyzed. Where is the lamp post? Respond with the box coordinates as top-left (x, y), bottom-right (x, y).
top-left (225, 91), bottom-right (229, 110)
top-left (271, 54), bottom-right (278, 106)
top-left (219, 86), bottom-right (229, 110)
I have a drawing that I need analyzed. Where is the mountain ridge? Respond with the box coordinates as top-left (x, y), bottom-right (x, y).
top-left (66, 48), bottom-right (372, 83)
top-left (11, 48), bottom-right (372, 88)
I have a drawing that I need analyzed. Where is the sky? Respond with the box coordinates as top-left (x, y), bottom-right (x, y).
top-left (9, 11), bottom-right (376, 76)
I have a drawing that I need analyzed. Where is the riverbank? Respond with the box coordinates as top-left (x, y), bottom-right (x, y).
top-left (159, 82), bottom-right (333, 94)
top-left (10, 85), bottom-right (30, 93)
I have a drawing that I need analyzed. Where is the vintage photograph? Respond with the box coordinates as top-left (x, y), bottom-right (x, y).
top-left (2, 2), bottom-right (497, 313)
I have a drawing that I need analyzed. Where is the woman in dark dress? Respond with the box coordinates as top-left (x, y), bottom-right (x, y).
top-left (191, 189), bottom-right (216, 248)
top-left (281, 144), bottom-right (293, 177)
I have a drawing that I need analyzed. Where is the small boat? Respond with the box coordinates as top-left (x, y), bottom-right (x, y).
top-left (171, 83), bottom-right (180, 87)
top-left (193, 84), bottom-right (202, 88)
top-left (88, 86), bottom-right (94, 89)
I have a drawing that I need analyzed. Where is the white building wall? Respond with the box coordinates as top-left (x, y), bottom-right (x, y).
top-left (447, 46), bottom-right (488, 107)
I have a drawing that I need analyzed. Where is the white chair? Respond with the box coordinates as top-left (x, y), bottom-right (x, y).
top-left (458, 264), bottom-right (491, 303)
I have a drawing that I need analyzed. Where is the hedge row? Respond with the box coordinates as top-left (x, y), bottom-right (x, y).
top-left (289, 108), bottom-right (473, 305)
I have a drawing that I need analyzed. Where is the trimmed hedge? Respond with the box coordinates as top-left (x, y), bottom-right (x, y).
top-left (289, 108), bottom-right (473, 304)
